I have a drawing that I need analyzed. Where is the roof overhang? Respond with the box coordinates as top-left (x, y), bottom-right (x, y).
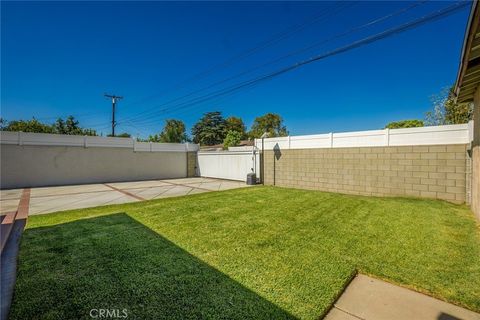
top-left (454, 0), bottom-right (480, 103)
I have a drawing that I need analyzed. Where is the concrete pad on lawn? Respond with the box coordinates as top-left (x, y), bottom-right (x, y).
top-left (0, 199), bottom-right (20, 215)
top-left (106, 180), bottom-right (172, 190)
top-left (29, 190), bottom-right (138, 215)
top-left (325, 274), bottom-right (480, 320)
top-left (12, 177), bottom-right (248, 215)
top-left (156, 185), bottom-right (196, 198)
top-left (324, 308), bottom-right (358, 320)
top-left (216, 180), bottom-right (247, 190)
top-left (123, 186), bottom-right (174, 200)
top-left (30, 183), bottom-right (112, 197)
top-left (161, 177), bottom-right (213, 184)
top-left (182, 179), bottom-right (246, 191)
top-left (0, 189), bottom-right (23, 201)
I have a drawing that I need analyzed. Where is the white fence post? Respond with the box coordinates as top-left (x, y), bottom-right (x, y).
top-left (385, 128), bottom-right (390, 146)
top-left (329, 132), bottom-right (333, 148)
top-left (149, 141), bottom-right (152, 152)
top-left (288, 136), bottom-right (291, 149)
top-left (83, 135), bottom-right (88, 148)
top-left (18, 131), bottom-right (23, 146)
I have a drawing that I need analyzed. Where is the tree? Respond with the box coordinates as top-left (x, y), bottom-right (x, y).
top-left (55, 116), bottom-right (79, 135)
top-left (82, 128), bottom-right (97, 136)
top-left (248, 113), bottom-right (288, 139)
top-left (425, 87), bottom-right (473, 126)
top-left (54, 118), bottom-right (66, 134)
top-left (115, 132), bottom-right (131, 138)
top-left (385, 119), bottom-right (424, 129)
top-left (54, 116), bottom-right (97, 136)
top-left (191, 111), bottom-right (226, 145)
top-left (223, 130), bottom-right (242, 149)
top-left (147, 134), bottom-right (161, 142)
top-left (225, 116), bottom-right (246, 139)
top-left (1, 116), bottom-right (97, 136)
top-left (0, 118), bottom-right (7, 130)
top-left (153, 119), bottom-right (188, 143)
top-left (2, 118), bottom-right (55, 133)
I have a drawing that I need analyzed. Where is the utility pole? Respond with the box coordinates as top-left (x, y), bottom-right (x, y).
top-left (104, 94), bottom-right (123, 137)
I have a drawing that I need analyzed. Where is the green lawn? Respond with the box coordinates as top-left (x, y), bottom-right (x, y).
top-left (10, 186), bottom-right (480, 319)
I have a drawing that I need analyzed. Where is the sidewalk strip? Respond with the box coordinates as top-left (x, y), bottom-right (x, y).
top-left (1, 212), bottom-right (16, 226)
top-left (15, 189), bottom-right (30, 220)
top-left (103, 184), bottom-right (145, 201)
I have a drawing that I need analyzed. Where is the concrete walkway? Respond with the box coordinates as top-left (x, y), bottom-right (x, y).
top-left (325, 274), bottom-right (480, 320)
top-left (0, 177), bottom-right (247, 216)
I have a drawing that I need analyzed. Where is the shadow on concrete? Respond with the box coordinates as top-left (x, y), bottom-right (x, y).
top-left (438, 312), bottom-right (462, 320)
top-left (9, 213), bottom-right (296, 319)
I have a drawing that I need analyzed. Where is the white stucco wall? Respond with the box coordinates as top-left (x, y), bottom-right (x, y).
top-left (1, 144), bottom-right (188, 189)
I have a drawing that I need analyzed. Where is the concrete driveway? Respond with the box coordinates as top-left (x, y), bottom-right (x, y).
top-left (0, 177), bottom-right (247, 216)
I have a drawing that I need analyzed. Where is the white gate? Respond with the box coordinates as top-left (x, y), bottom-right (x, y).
top-left (197, 150), bottom-right (259, 181)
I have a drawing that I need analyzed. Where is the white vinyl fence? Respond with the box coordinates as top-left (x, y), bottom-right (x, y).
top-left (0, 131), bottom-right (199, 152)
top-left (197, 150), bottom-right (260, 181)
top-left (254, 123), bottom-right (473, 150)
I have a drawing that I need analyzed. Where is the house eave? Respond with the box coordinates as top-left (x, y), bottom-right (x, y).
top-left (454, 0), bottom-right (480, 103)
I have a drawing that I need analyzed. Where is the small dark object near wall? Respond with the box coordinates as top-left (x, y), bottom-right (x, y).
top-left (246, 173), bottom-right (256, 185)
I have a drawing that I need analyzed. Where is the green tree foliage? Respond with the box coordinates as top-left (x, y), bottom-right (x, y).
top-left (54, 116), bottom-right (97, 136)
top-left (225, 116), bottom-right (247, 139)
top-left (425, 87), bottom-right (473, 126)
top-left (248, 113), bottom-right (288, 139)
top-left (147, 134), bottom-right (160, 142)
top-left (149, 119), bottom-right (188, 143)
top-left (223, 130), bottom-right (242, 149)
top-left (2, 118), bottom-right (55, 133)
top-left (115, 133), bottom-right (131, 138)
top-left (1, 116), bottom-right (97, 136)
top-left (191, 111), bottom-right (226, 145)
top-left (385, 119), bottom-right (424, 129)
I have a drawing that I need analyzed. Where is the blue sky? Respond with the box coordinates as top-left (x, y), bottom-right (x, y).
top-left (1, 1), bottom-right (471, 138)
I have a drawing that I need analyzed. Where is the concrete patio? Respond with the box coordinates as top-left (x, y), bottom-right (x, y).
top-left (0, 177), bottom-right (248, 216)
top-left (325, 274), bottom-right (480, 320)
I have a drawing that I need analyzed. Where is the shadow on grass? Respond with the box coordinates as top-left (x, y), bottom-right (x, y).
top-left (9, 213), bottom-right (296, 319)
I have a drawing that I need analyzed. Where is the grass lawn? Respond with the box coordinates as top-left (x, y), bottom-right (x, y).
top-left (9, 186), bottom-right (480, 319)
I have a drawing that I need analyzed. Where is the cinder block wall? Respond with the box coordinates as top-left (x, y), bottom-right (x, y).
top-left (187, 152), bottom-right (198, 177)
top-left (263, 144), bottom-right (469, 204)
top-left (472, 147), bottom-right (479, 216)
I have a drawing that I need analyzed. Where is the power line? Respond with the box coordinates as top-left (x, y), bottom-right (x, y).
top-left (118, 1), bottom-right (356, 111)
top-left (83, 3), bottom-right (354, 130)
top-left (119, 1), bottom-right (468, 128)
top-left (120, 0), bottom-right (429, 126)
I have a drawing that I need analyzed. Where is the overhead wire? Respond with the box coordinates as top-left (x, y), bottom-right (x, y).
top-left (119, 1), bottom-right (468, 128)
top-left (120, 0), bottom-right (429, 126)
top-left (118, 1), bottom-right (357, 110)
